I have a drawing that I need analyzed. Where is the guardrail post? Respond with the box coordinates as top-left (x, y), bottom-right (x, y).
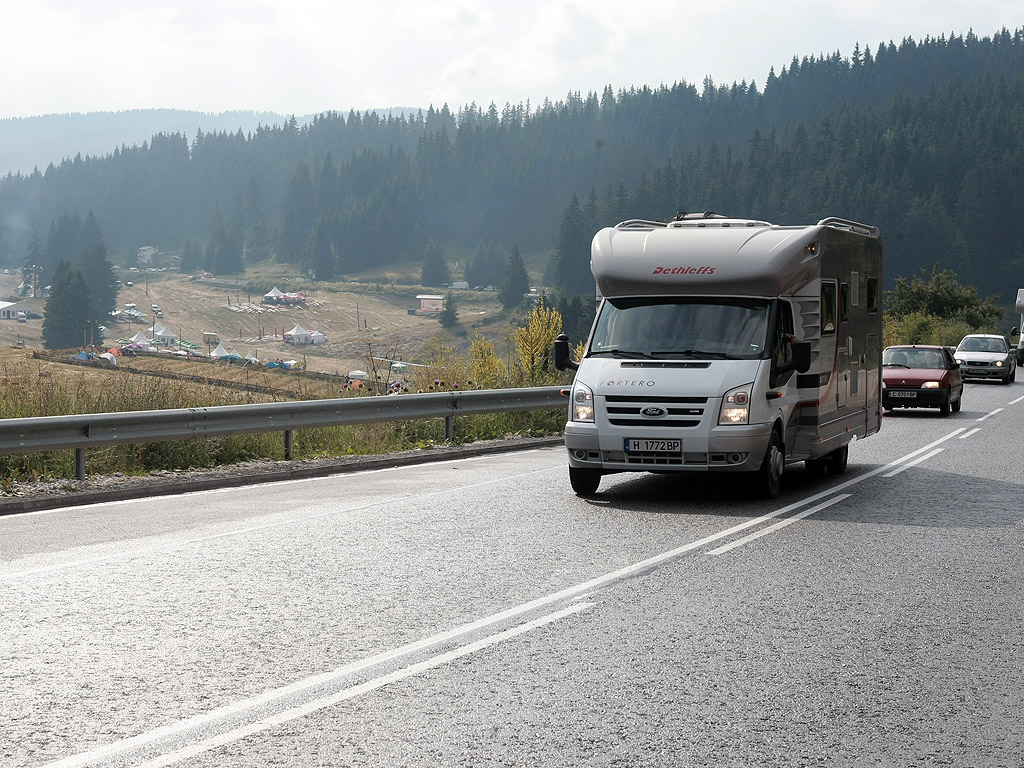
top-left (75, 448), bottom-right (86, 480)
top-left (284, 429), bottom-right (294, 460)
top-left (444, 415), bottom-right (454, 442)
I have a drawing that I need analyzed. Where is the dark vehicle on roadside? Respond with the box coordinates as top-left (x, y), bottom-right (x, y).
top-left (954, 334), bottom-right (1017, 384)
top-left (882, 345), bottom-right (963, 416)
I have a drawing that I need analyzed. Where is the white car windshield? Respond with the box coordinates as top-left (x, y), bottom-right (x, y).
top-left (589, 297), bottom-right (770, 360)
top-left (958, 337), bottom-right (1007, 353)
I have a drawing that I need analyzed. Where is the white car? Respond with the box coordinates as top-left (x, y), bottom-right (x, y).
top-left (954, 334), bottom-right (1017, 384)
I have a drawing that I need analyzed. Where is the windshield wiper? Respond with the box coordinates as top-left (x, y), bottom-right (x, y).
top-left (589, 349), bottom-right (659, 359)
top-left (883, 363), bottom-right (910, 368)
top-left (670, 349), bottom-right (729, 359)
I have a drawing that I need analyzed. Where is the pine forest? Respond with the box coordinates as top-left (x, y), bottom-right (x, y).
top-left (1, 27), bottom-right (1022, 312)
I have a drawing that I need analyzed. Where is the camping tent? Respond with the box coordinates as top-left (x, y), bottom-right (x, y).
top-left (99, 352), bottom-right (117, 365)
top-left (150, 323), bottom-right (177, 344)
top-left (310, 330), bottom-right (327, 345)
top-left (283, 324), bottom-right (312, 344)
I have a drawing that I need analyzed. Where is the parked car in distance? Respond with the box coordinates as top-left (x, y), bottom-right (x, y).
top-left (882, 344), bottom-right (963, 416)
top-left (954, 334), bottom-right (1017, 384)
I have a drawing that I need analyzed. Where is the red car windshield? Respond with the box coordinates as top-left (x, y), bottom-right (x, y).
top-left (883, 348), bottom-right (946, 369)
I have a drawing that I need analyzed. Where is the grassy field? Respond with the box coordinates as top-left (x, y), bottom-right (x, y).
top-left (0, 267), bottom-right (566, 481)
top-left (0, 267), bottom-right (519, 377)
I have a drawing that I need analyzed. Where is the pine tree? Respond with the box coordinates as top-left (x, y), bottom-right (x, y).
top-left (309, 215), bottom-right (336, 281)
top-left (78, 241), bottom-right (118, 318)
top-left (552, 195), bottom-right (593, 296)
top-left (207, 209), bottom-right (243, 274)
top-left (244, 176), bottom-right (270, 262)
top-left (499, 244), bottom-right (530, 309)
top-left (42, 259), bottom-right (99, 349)
top-left (278, 163), bottom-right (314, 263)
top-left (439, 292), bottom-right (459, 328)
top-left (420, 239), bottom-right (451, 287)
top-left (180, 238), bottom-right (204, 272)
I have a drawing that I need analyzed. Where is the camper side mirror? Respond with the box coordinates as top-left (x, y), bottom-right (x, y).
top-left (553, 333), bottom-right (579, 372)
top-left (776, 340), bottom-right (812, 374)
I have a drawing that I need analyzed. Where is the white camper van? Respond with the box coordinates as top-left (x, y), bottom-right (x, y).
top-left (553, 213), bottom-right (883, 499)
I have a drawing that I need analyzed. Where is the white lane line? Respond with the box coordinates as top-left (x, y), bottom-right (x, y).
top-left (44, 602), bottom-right (595, 768)
top-left (29, 429), bottom-right (974, 765)
top-left (959, 428), bottom-right (982, 439)
top-left (1010, 395), bottom-right (1024, 405)
top-left (977, 408), bottom-right (1003, 422)
top-left (37, 493), bottom-right (868, 766)
top-left (707, 495), bottom-right (851, 556)
top-left (883, 448), bottom-right (944, 478)
top-left (30, 428), bottom-right (960, 767)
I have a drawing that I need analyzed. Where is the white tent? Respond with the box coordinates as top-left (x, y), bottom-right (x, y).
top-left (99, 352), bottom-right (117, 365)
top-left (283, 324), bottom-right (312, 344)
top-left (210, 342), bottom-right (229, 357)
top-left (129, 330), bottom-right (151, 344)
top-left (264, 286), bottom-right (286, 298)
top-left (150, 323), bottom-right (176, 343)
top-left (310, 330), bottom-right (327, 345)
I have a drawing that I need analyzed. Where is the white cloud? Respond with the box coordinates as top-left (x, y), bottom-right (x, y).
top-left (0, 0), bottom-right (1019, 118)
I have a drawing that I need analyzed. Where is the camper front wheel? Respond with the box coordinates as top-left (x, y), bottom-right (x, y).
top-left (754, 430), bottom-right (785, 499)
top-left (569, 467), bottom-right (602, 496)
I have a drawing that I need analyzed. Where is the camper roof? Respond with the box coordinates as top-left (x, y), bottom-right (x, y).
top-left (591, 217), bottom-right (879, 298)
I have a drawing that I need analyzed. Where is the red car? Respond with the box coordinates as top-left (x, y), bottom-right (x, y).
top-left (882, 345), bottom-right (963, 416)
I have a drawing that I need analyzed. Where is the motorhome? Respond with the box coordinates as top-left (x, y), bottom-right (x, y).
top-left (554, 213), bottom-right (883, 499)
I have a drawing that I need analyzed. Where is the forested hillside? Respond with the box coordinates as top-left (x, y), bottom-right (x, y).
top-left (1, 27), bottom-right (1021, 303)
top-left (0, 110), bottom-right (299, 178)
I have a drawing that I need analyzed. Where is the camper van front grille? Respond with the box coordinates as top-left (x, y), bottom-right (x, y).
top-left (604, 395), bottom-right (707, 428)
top-left (618, 361), bottom-right (711, 369)
top-left (606, 395), bottom-right (708, 404)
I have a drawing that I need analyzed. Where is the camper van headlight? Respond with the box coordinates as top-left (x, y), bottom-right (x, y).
top-left (571, 382), bottom-right (595, 423)
top-left (719, 384), bottom-right (751, 425)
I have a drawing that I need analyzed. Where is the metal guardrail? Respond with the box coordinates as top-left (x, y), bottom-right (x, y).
top-left (0, 387), bottom-right (568, 479)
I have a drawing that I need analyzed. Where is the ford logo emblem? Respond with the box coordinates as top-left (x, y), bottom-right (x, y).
top-left (640, 406), bottom-right (668, 417)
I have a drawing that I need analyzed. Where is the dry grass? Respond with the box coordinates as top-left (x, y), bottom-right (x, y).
top-left (0, 268), bottom-right (519, 375)
top-left (0, 270), bottom-right (564, 482)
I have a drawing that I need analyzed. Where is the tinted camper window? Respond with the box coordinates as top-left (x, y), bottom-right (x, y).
top-left (866, 277), bottom-right (879, 313)
top-left (821, 282), bottom-right (838, 335)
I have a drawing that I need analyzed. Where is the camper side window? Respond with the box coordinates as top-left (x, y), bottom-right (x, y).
top-left (866, 277), bottom-right (879, 313)
top-left (821, 282), bottom-right (838, 336)
top-left (771, 303), bottom-right (797, 387)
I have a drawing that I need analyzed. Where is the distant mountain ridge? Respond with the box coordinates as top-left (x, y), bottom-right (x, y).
top-left (0, 110), bottom-right (308, 176)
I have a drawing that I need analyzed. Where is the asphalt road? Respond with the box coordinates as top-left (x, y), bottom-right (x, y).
top-left (2, 379), bottom-right (1023, 767)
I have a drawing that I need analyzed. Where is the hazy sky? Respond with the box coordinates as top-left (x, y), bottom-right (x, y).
top-left (2, 0), bottom-right (1019, 119)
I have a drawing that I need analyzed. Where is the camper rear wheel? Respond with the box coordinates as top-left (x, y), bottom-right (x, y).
top-left (806, 445), bottom-right (849, 477)
top-left (754, 430), bottom-right (784, 499)
top-left (569, 467), bottom-right (601, 496)
top-left (827, 445), bottom-right (849, 474)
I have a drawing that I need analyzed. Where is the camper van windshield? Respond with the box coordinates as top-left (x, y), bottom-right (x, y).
top-left (589, 297), bottom-right (770, 360)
